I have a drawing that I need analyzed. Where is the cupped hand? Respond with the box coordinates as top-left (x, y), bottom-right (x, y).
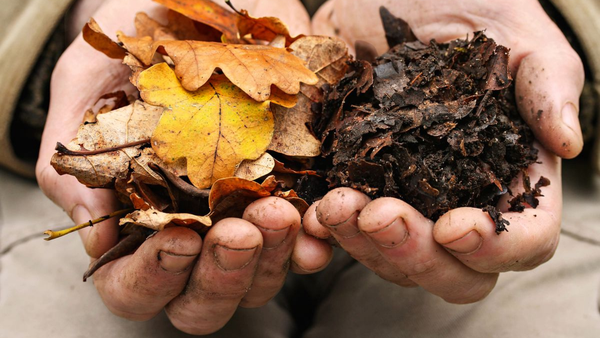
top-left (303, 0), bottom-right (576, 303)
top-left (304, 146), bottom-right (560, 303)
top-left (35, 0), bottom-right (330, 334)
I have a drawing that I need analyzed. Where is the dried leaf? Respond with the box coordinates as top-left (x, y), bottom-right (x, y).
top-left (268, 36), bottom-right (349, 156)
top-left (153, 0), bottom-right (240, 42)
top-left (273, 159), bottom-right (318, 176)
top-left (130, 193), bottom-right (152, 211)
top-left (120, 208), bottom-right (212, 231)
top-left (138, 63), bottom-right (284, 188)
top-left (148, 163), bottom-right (209, 215)
top-left (135, 11), bottom-right (221, 42)
top-left (236, 9), bottom-right (300, 45)
top-left (283, 197), bottom-right (310, 217)
top-left (135, 12), bottom-right (163, 38)
top-left (118, 34), bottom-right (318, 101)
top-left (208, 177), bottom-right (274, 222)
top-left (289, 36), bottom-right (348, 76)
top-left (123, 54), bottom-right (148, 87)
top-left (235, 152), bottom-right (275, 181)
top-left (117, 34), bottom-right (156, 65)
top-left (82, 91), bottom-right (131, 124)
top-left (269, 93), bottom-right (321, 156)
top-left (83, 18), bottom-right (126, 59)
top-left (51, 101), bottom-right (163, 187)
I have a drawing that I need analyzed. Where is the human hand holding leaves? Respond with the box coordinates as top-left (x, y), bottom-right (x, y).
top-left (39, 0), bottom-right (329, 335)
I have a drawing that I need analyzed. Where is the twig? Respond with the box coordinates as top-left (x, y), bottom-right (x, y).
top-left (224, 0), bottom-right (243, 15)
top-left (44, 208), bottom-right (133, 241)
top-left (409, 72), bottom-right (423, 86)
top-left (474, 89), bottom-right (492, 117)
top-left (55, 138), bottom-right (150, 156)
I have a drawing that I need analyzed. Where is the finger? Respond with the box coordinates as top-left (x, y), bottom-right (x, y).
top-left (358, 198), bottom-right (498, 303)
top-left (92, 227), bottom-right (201, 320)
top-left (515, 48), bottom-right (584, 159)
top-left (316, 188), bottom-right (414, 286)
top-left (506, 0), bottom-right (585, 158)
top-left (240, 197), bottom-right (301, 307)
top-left (165, 218), bottom-right (262, 335)
top-left (434, 146), bottom-right (562, 273)
top-left (303, 201), bottom-right (332, 239)
top-left (290, 228), bottom-right (333, 274)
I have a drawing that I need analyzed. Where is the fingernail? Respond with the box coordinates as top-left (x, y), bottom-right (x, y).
top-left (561, 102), bottom-right (581, 134)
top-left (364, 217), bottom-right (408, 248)
top-left (324, 212), bottom-right (361, 239)
top-left (443, 230), bottom-right (482, 254)
top-left (158, 250), bottom-right (198, 273)
top-left (214, 245), bottom-right (258, 271)
top-left (257, 225), bottom-right (291, 249)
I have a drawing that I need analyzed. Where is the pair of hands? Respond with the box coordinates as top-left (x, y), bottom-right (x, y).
top-left (36, 0), bottom-right (584, 334)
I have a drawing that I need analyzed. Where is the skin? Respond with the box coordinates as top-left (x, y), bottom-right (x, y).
top-left (305, 0), bottom-right (583, 303)
top-left (36, 0), bottom-right (584, 334)
top-left (36, 0), bottom-right (326, 335)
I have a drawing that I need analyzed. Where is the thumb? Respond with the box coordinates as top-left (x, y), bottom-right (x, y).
top-left (515, 47), bottom-right (585, 159)
top-left (36, 37), bottom-right (129, 258)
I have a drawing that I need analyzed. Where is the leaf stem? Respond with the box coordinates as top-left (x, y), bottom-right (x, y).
top-left (55, 138), bottom-right (150, 156)
top-left (44, 208), bottom-right (133, 241)
top-left (224, 0), bottom-right (243, 16)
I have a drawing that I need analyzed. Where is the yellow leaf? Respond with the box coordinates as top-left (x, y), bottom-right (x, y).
top-left (138, 63), bottom-right (278, 189)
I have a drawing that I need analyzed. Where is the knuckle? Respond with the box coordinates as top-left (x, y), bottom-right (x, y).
top-left (35, 164), bottom-right (56, 199)
top-left (405, 256), bottom-right (439, 279)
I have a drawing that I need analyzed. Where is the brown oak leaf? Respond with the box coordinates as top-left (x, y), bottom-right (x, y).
top-left (153, 0), bottom-right (240, 42)
top-left (82, 18), bottom-right (126, 59)
top-left (117, 34), bottom-right (318, 101)
top-left (269, 36), bottom-right (349, 156)
top-left (51, 101), bottom-right (165, 187)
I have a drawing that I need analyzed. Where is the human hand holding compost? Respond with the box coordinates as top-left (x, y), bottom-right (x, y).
top-left (304, 0), bottom-right (582, 303)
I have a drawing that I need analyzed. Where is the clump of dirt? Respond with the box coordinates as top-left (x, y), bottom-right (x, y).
top-left (311, 11), bottom-right (548, 233)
